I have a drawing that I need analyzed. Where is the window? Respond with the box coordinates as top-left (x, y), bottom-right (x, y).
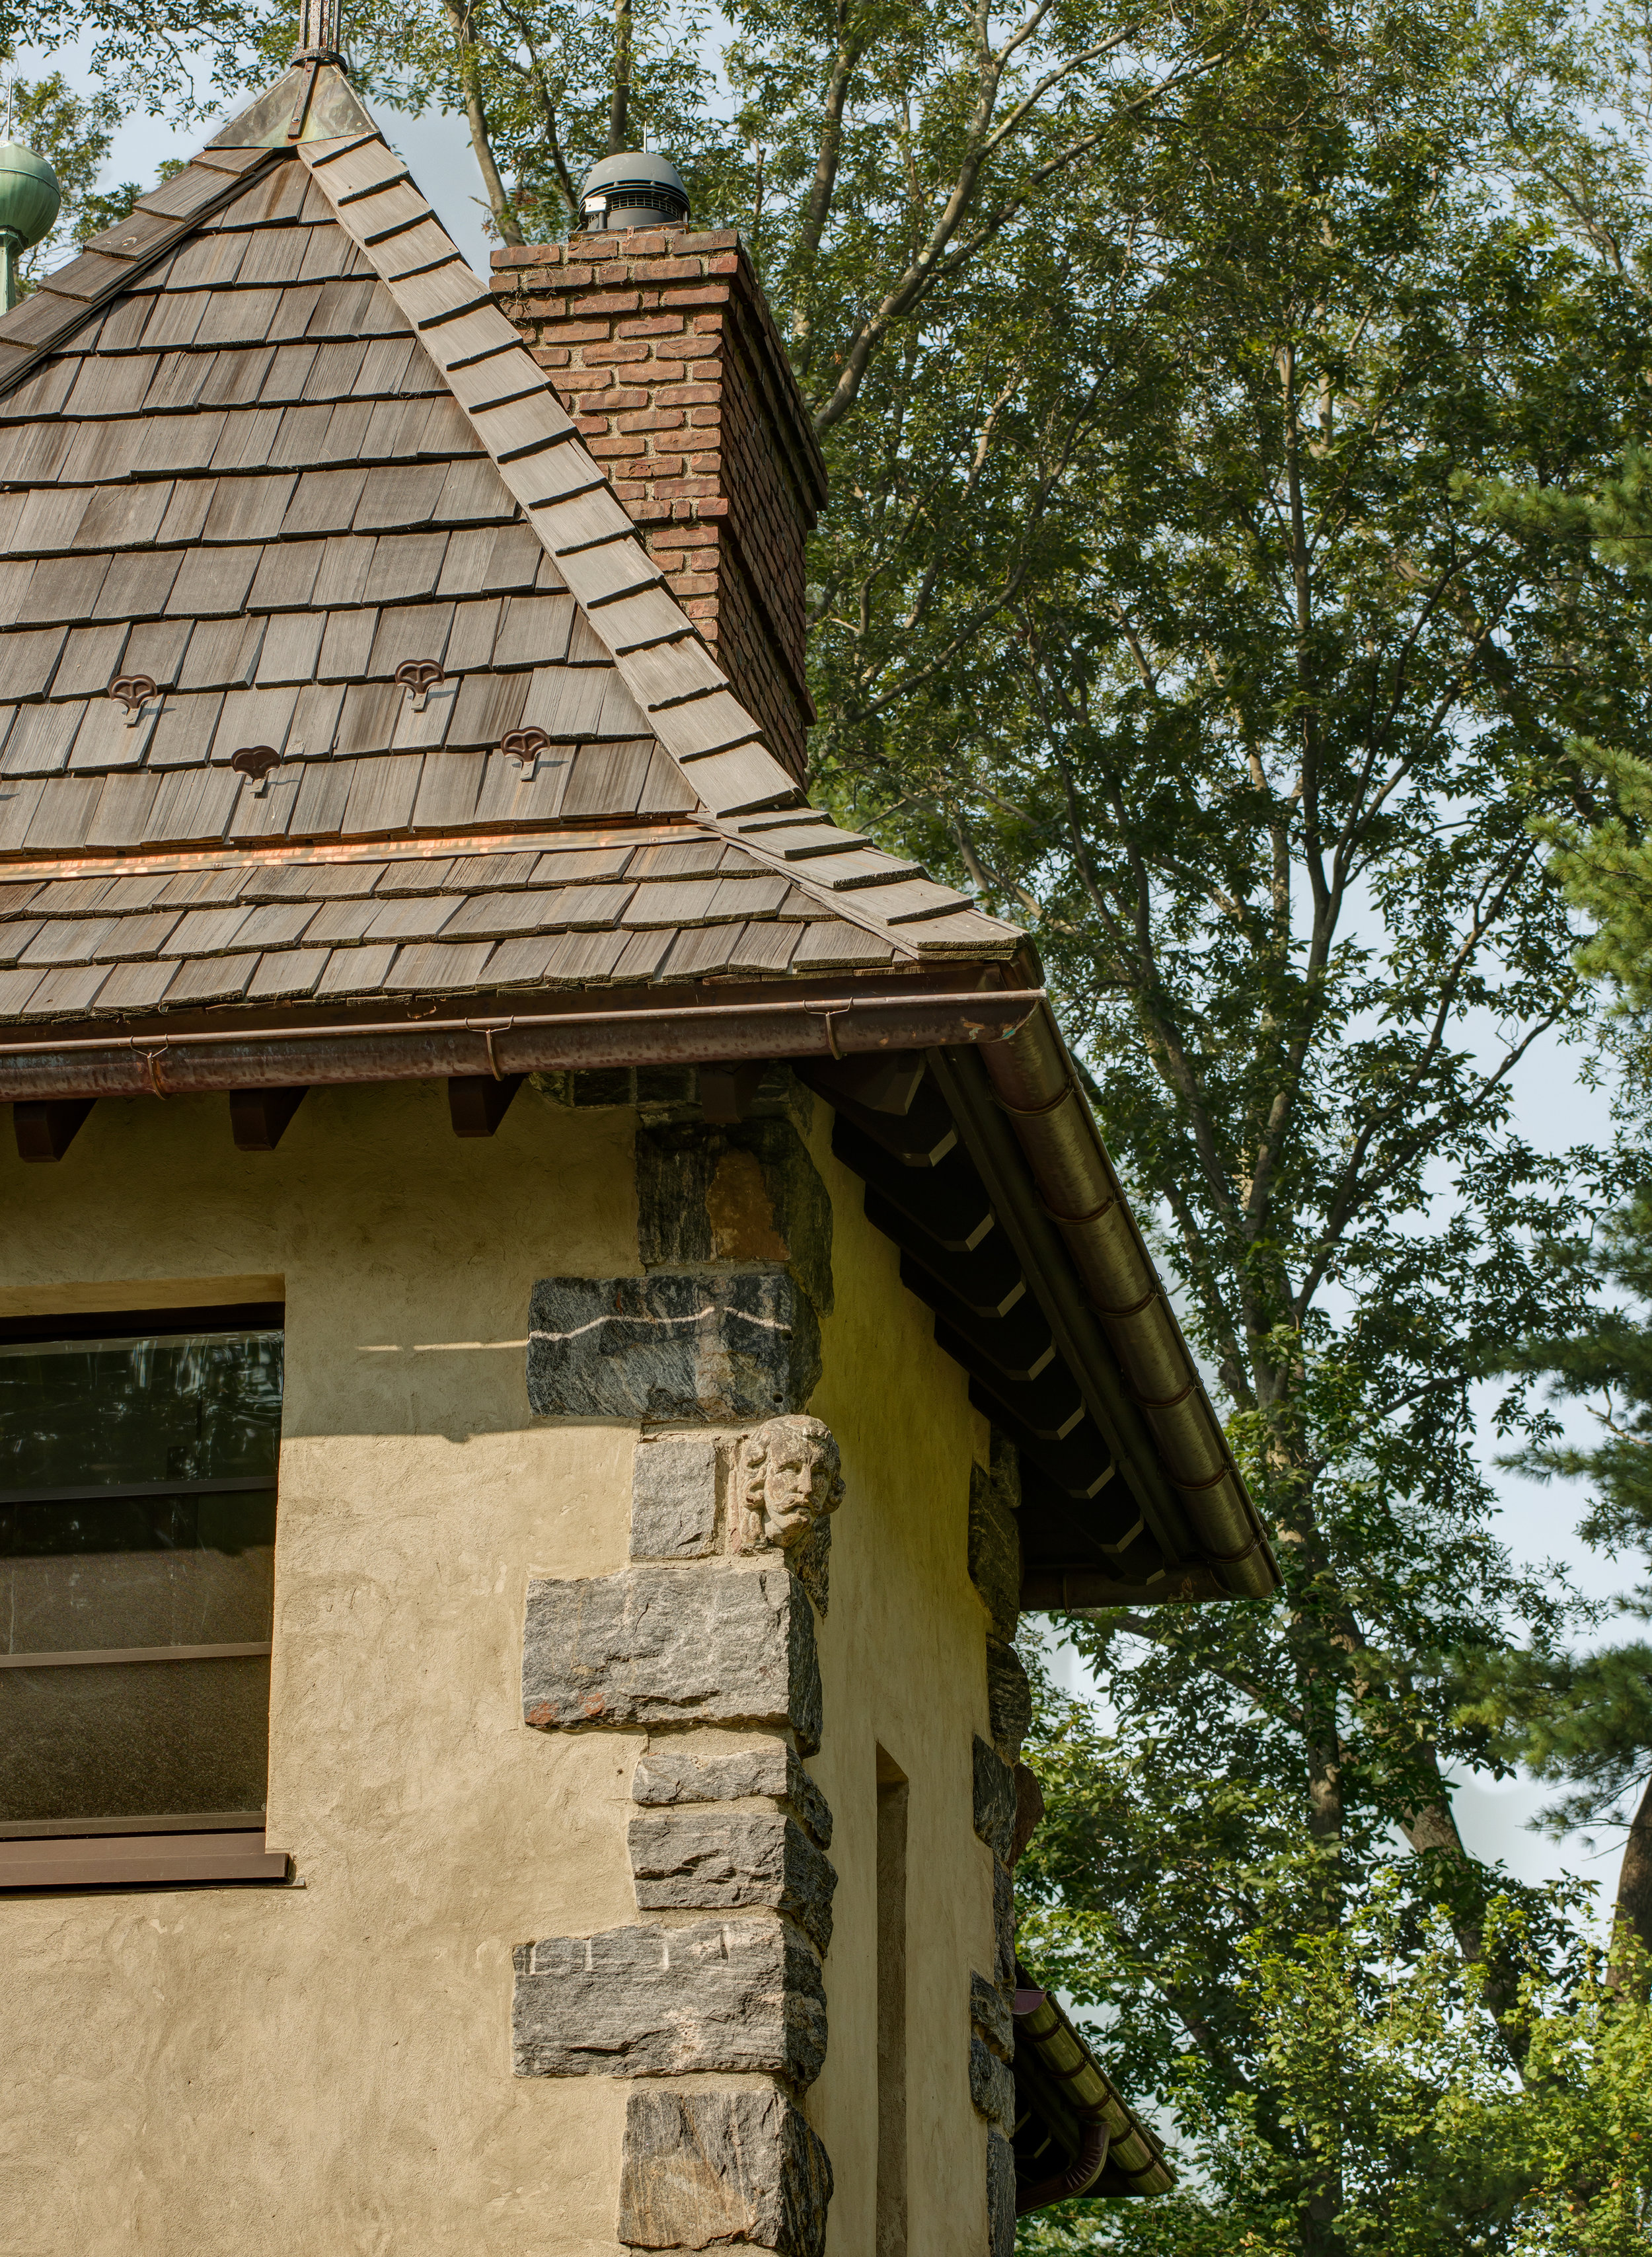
top-left (876, 1747), bottom-right (909, 2257)
top-left (0, 1305), bottom-right (287, 1888)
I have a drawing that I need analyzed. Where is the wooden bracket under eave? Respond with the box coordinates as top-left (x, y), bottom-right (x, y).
top-left (13, 1097), bottom-right (94, 1162)
top-left (230, 1087), bottom-right (308, 1152)
top-left (448, 1074), bottom-right (522, 1137)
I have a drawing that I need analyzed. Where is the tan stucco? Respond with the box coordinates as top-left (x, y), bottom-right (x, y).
top-left (0, 1076), bottom-right (995, 2256)
top-left (802, 1104), bottom-right (996, 2257)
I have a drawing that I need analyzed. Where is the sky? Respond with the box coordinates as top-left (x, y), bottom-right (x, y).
top-left (13, 32), bottom-right (1645, 1919)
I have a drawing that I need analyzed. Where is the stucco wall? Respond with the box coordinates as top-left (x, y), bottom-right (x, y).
top-left (803, 1103), bottom-right (996, 2257)
top-left (0, 1075), bottom-right (993, 2256)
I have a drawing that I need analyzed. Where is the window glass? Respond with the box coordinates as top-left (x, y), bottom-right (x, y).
top-left (0, 1327), bottom-right (282, 1837)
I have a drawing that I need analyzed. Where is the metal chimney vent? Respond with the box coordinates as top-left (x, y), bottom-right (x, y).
top-left (579, 151), bottom-right (689, 233)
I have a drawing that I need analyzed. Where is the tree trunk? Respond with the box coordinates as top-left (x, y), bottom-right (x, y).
top-left (609, 0), bottom-right (632, 153)
top-left (1611, 1769), bottom-right (1652, 1993)
top-left (442, 0), bottom-right (523, 245)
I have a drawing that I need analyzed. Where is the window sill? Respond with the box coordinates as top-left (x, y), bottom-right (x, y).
top-left (0, 1830), bottom-right (288, 1890)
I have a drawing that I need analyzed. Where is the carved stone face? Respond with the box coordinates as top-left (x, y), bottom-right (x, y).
top-left (737, 1416), bottom-right (844, 1552)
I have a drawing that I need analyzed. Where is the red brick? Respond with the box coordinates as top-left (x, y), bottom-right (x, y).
top-left (618, 408), bottom-right (685, 434)
top-left (588, 433), bottom-right (647, 457)
top-left (531, 347), bottom-right (571, 369)
top-left (617, 313), bottom-right (688, 338)
top-left (572, 290), bottom-right (639, 315)
top-left (656, 383), bottom-right (720, 406)
top-left (689, 406), bottom-right (722, 428)
top-left (652, 476), bottom-right (718, 498)
top-left (531, 317), bottom-right (611, 344)
top-left (628, 254), bottom-right (713, 284)
top-left (663, 284), bottom-right (733, 309)
top-left (582, 340), bottom-right (651, 365)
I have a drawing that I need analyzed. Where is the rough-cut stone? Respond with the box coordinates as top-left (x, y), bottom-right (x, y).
top-left (637, 1120), bottom-right (834, 1319)
top-left (973, 1735), bottom-right (1017, 1865)
top-left (970, 2036), bottom-right (1016, 2137)
top-left (523, 1565), bottom-right (822, 1754)
top-left (633, 1741), bottom-right (834, 1850)
top-left (971, 1970), bottom-right (1014, 2059)
top-left (987, 1639), bottom-right (1031, 1764)
top-left (792, 1515), bottom-right (830, 1617)
top-left (988, 2129), bottom-right (1018, 2257)
top-left (968, 1441), bottom-right (1023, 1640)
top-left (631, 1433), bottom-right (721, 1558)
top-left (629, 1812), bottom-right (837, 1956)
top-left (1011, 1761), bottom-right (1045, 1869)
top-left (512, 1917), bottom-right (827, 2085)
top-left (617, 2085), bottom-right (833, 2256)
top-left (993, 1860), bottom-right (1016, 1991)
top-left (527, 1271), bottom-right (821, 1422)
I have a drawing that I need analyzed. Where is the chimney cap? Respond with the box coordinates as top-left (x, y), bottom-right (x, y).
top-left (579, 150), bottom-right (689, 233)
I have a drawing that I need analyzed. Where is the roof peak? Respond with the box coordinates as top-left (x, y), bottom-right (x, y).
top-left (210, 59), bottom-right (373, 151)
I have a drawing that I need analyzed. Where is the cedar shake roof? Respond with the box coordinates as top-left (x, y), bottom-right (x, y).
top-left (0, 64), bottom-right (1277, 1613)
top-left (0, 98), bottom-right (1014, 1026)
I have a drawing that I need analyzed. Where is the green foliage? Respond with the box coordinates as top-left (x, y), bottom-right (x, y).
top-left (1016, 1657), bottom-right (1652, 2254)
top-left (0, 53), bottom-right (146, 285)
top-left (1454, 1194), bottom-right (1652, 1956)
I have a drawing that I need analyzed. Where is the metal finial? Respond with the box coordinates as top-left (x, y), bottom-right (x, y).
top-left (295, 0), bottom-right (342, 59)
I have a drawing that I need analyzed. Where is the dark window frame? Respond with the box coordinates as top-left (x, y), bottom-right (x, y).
top-left (0, 1300), bottom-right (289, 1893)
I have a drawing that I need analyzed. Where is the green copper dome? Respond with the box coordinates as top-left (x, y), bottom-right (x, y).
top-left (0, 139), bottom-right (61, 312)
top-left (0, 140), bottom-right (61, 250)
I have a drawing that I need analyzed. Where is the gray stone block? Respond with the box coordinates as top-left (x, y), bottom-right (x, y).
top-left (527, 1271), bottom-right (821, 1422)
top-left (633, 1741), bottom-right (834, 1851)
top-left (512, 1917), bottom-right (827, 2086)
top-left (993, 1861), bottom-right (1016, 1991)
top-left (968, 1445), bottom-right (1022, 1640)
top-left (987, 2130), bottom-right (1017, 2257)
top-left (618, 2085), bottom-right (833, 2256)
top-left (629, 1811), bottom-right (837, 1956)
top-left (973, 1735), bottom-right (1017, 1865)
top-left (632, 1434), bottom-right (720, 1559)
top-left (637, 1120), bottom-right (834, 1319)
top-left (1011, 1761), bottom-right (1045, 1868)
top-left (523, 1565), bottom-right (822, 1755)
top-left (986, 1639), bottom-right (1031, 1764)
top-left (970, 2036), bottom-right (1016, 2137)
top-left (970, 1970), bottom-right (1014, 2059)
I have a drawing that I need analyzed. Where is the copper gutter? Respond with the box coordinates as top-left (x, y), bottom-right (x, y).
top-left (981, 1011), bottom-right (1277, 1601)
top-left (0, 988), bottom-right (1041, 1102)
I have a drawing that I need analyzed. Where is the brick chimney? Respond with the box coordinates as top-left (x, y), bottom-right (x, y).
top-left (490, 231), bottom-right (829, 785)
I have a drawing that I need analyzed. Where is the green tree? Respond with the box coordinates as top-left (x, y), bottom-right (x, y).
top-left (0, 53), bottom-right (153, 284)
top-left (780, 0), bottom-right (1652, 2242)
top-left (1016, 1658), bottom-right (1652, 2254)
top-left (1462, 1196), bottom-right (1652, 1977)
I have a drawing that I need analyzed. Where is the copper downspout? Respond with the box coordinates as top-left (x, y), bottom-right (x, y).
top-left (1016, 2117), bottom-right (1110, 2213)
top-left (0, 988), bottom-right (1043, 1103)
top-left (981, 1011), bottom-right (1277, 1600)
